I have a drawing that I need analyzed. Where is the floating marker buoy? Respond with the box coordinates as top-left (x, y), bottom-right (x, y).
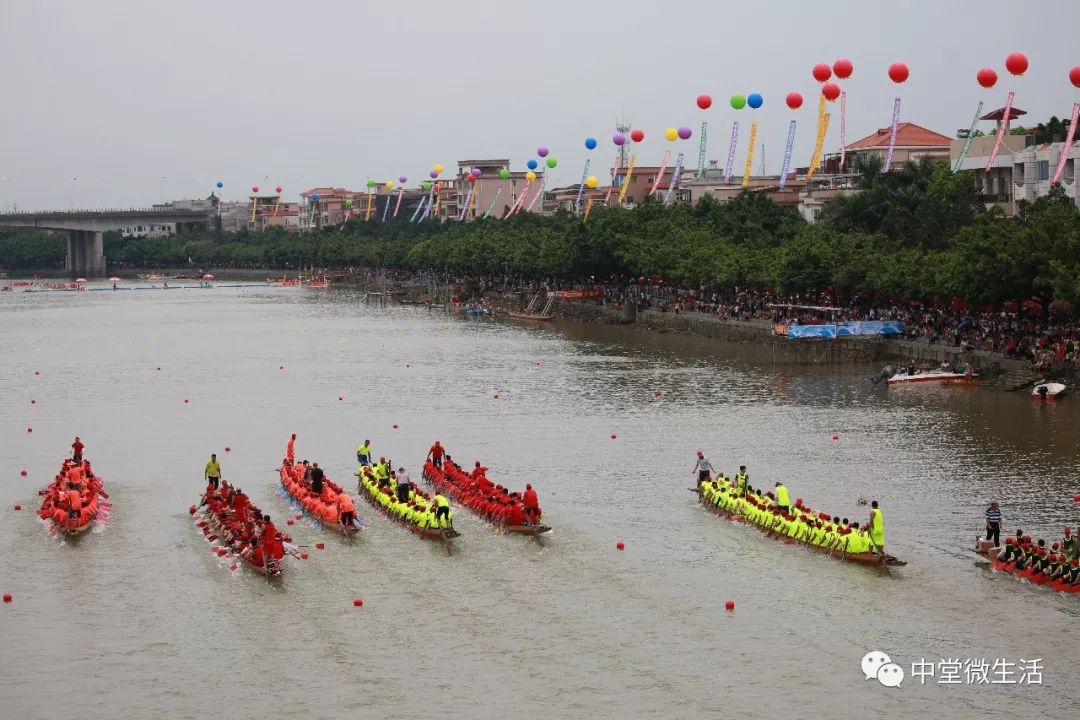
top-left (30, 400), bottom-right (36, 405)
top-left (13, 504), bottom-right (21, 511)
top-left (406, 364), bottom-right (410, 368)
top-left (1074, 494), bottom-right (1080, 503)
top-left (725, 600), bottom-right (735, 611)
top-left (34, 371), bottom-right (39, 376)
top-left (300, 553), bottom-right (308, 560)
top-left (286, 519), bottom-right (294, 525)
top-left (295, 514), bottom-right (302, 520)
top-left (279, 366), bottom-right (284, 370)
top-left (655, 391), bottom-right (663, 397)
top-left (20, 470), bottom-right (27, 477)
top-left (230, 564), bottom-right (237, 571)
top-left (156, 367), bottom-right (161, 371)
top-left (339, 396), bottom-right (343, 401)
top-left (353, 598), bottom-right (363, 607)
top-left (224, 446), bottom-right (231, 452)
top-left (610, 433), bottom-right (617, 440)
top-left (832, 434), bottom-right (839, 441)
top-left (616, 541), bottom-right (625, 550)
top-left (493, 394), bottom-right (499, 399)
top-left (3, 594), bottom-right (11, 603)
top-left (316, 543), bottom-right (325, 550)
top-left (26, 427), bottom-right (32, 433)
top-left (392, 424), bottom-right (398, 429)
top-left (184, 399), bottom-right (189, 404)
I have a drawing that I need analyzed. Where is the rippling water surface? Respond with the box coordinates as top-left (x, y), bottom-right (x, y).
top-left (1, 287), bottom-right (1078, 720)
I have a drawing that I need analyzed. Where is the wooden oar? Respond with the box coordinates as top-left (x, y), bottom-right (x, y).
top-left (523, 509), bottom-right (543, 545)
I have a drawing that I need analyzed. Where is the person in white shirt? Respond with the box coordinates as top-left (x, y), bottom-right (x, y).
top-left (692, 451), bottom-right (714, 483)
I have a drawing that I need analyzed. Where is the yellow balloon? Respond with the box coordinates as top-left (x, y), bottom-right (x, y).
top-left (664, 127), bottom-right (678, 141)
top-left (525, 170), bottom-right (537, 181)
top-left (385, 181), bottom-right (394, 190)
top-left (585, 176), bottom-right (599, 189)
top-left (434, 164), bottom-right (444, 174)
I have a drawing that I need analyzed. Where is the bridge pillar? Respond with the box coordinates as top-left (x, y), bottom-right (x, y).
top-left (89, 231), bottom-right (105, 277)
top-left (65, 230), bottom-right (106, 278)
top-left (65, 234), bottom-right (74, 274)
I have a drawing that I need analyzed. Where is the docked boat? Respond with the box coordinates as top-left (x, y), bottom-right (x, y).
top-left (886, 368), bottom-right (980, 385)
top-left (1031, 382), bottom-right (1067, 399)
top-left (277, 462), bottom-right (362, 536)
top-left (37, 459), bottom-right (110, 538)
top-left (354, 467), bottom-right (460, 548)
top-left (421, 460), bottom-right (550, 537)
top-left (305, 277), bottom-right (330, 288)
top-left (695, 485), bottom-right (906, 569)
top-left (505, 311), bottom-right (553, 321)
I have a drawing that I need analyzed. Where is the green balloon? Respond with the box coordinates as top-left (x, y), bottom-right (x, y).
top-left (345, 199), bottom-right (353, 207)
top-left (730, 94), bottom-right (746, 110)
top-left (546, 157), bottom-right (557, 169)
top-left (499, 169), bottom-right (511, 179)
top-left (422, 182), bottom-right (432, 191)
top-left (366, 179), bottom-right (376, 188)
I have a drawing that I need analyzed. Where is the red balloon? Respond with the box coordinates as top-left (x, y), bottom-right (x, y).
top-left (433, 183), bottom-right (441, 193)
top-left (19, 470), bottom-right (27, 477)
top-left (353, 598), bottom-right (364, 607)
top-left (466, 174), bottom-right (475, 183)
top-left (616, 541), bottom-right (625, 550)
top-left (724, 600), bottom-right (735, 611)
top-left (3, 594), bottom-right (11, 603)
top-left (630, 128), bottom-right (644, 142)
top-left (785, 92), bottom-right (804, 110)
top-left (1070, 66), bottom-right (1080, 88)
top-left (275, 185), bottom-right (282, 193)
top-left (888, 62), bottom-right (909, 84)
top-left (812, 63), bottom-right (832, 82)
top-left (1005, 52), bottom-right (1028, 76)
top-left (977, 67), bottom-right (998, 89)
top-left (696, 93), bottom-right (712, 110)
top-left (821, 82), bottom-right (841, 101)
top-left (251, 185), bottom-right (259, 193)
top-left (833, 58), bottom-right (853, 79)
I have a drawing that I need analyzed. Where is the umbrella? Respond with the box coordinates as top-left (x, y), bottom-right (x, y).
top-left (108, 276), bottom-right (121, 282)
top-left (75, 278), bottom-right (87, 283)
top-left (202, 274), bottom-right (215, 280)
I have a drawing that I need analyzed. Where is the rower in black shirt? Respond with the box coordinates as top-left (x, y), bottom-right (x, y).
top-left (310, 463), bottom-right (325, 495)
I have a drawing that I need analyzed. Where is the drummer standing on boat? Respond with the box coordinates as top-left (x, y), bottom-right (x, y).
top-left (71, 437), bottom-right (85, 463)
top-left (204, 453), bottom-right (221, 489)
top-left (985, 501), bottom-right (1001, 548)
top-left (868, 500), bottom-right (886, 554)
top-left (357, 439), bottom-right (372, 465)
top-left (692, 451), bottom-right (714, 483)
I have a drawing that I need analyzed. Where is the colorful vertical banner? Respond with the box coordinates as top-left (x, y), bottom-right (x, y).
top-left (364, 191), bottom-right (375, 221)
top-left (409, 194), bottom-right (426, 223)
top-left (392, 187), bottom-right (405, 218)
top-left (1051, 102), bottom-right (1080, 184)
top-left (482, 188), bottom-right (502, 218)
top-left (985, 91), bottom-right (1016, 172)
top-left (457, 184), bottom-right (474, 221)
top-left (583, 198), bottom-right (594, 222)
top-left (574, 159), bottom-right (591, 212)
top-left (650, 150), bottom-right (670, 195)
top-left (505, 181), bottom-right (531, 218)
top-left (953, 101), bottom-right (985, 172)
top-left (617, 154), bottom-right (637, 204)
top-left (839, 92), bottom-right (848, 170)
top-left (806, 114), bottom-right (832, 181)
top-left (741, 122), bottom-right (758, 188)
top-left (526, 178), bottom-right (545, 212)
top-left (883, 97), bottom-right (902, 172)
top-left (779, 120), bottom-right (797, 189)
top-left (663, 152), bottom-right (685, 206)
top-left (723, 121), bottom-right (739, 183)
top-left (381, 193), bottom-right (391, 223)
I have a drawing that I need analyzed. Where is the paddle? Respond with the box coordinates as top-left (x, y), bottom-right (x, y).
top-left (522, 507), bottom-right (543, 545)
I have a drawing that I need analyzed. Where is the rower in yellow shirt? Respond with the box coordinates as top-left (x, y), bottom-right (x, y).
top-left (868, 500), bottom-right (886, 554)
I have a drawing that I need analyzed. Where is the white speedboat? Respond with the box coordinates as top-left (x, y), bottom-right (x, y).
top-left (887, 369), bottom-right (979, 385)
top-left (1031, 382), bottom-right (1067, 399)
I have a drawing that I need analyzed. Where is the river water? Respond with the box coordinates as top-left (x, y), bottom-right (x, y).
top-left (1, 285), bottom-right (1078, 720)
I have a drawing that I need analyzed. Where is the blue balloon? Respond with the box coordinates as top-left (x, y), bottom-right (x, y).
top-left (527, 159), bottom-right (538, 170)
top-left (747, 93), bottom-right (764, 109)
top-left (216, 181), bottom-right (223, 188)
top-left (311, 193), bottom-right (320, 201)
top-left (584, 137), bottom-right (597, 150)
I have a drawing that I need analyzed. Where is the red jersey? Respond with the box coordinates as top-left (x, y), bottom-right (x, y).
top-left (508, 503), bottom-right (526, 525)
top-left (523, 488), bottom-right (539, 509)
top-left (429, 443), bottom-right (445, 458)
top-left (72, 441), bottom-right (84, 456)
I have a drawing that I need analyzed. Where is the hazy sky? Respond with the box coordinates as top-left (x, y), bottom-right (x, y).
top-left (2, 0), bottom-right (1078, 210)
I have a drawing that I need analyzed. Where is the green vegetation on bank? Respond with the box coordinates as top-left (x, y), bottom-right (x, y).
top-left (3, 159), bottom-right (1079, 307)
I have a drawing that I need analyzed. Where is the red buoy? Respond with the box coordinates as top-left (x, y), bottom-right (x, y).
top-left (353, 598), bottom-right (364, 607)
top-left (224, 446), bottom-right (231, 452)
top-left (724, 600), bottom-right (735, 611)
top-left (156, 367), bottom-right (161, 371)
top-left (300, 553), bottom-right (309, 560)
top-left (34, 371), bottom-right (40, 376)
top-left (406, 363), bottom-right (411, 368)
top-left (316, 542), bottom-right (325, 550)
top-left (338, 396), bottom-right (343, 401)
top-left (230, 564), bottom-right (237, 571)
top-left (493, 394), bottom-right (499, 399)
top-left (655, 391), bottom-right (662, 397)
top-left (30, 400), bottom-right (36, 405)
top-left (392, 424), bottom-right (399, 429)
top-left (295, 514), bottom-right (302, 520)
top-left (13, 504), bottom-right (21, 511)
top-left (279, 366), bottom-right (284, 370)
top-left (286, 519), bottom-right (294, 525)
top-left (26, 427), bottom-right (32, 433)
top-left (1074, 493), bottom-right (1080, 503)
top-left (616, 541), bottom-right (625, 550)
top-left (184, 399), bottom-right (189, 404)
top-left (20, 470), bottom-right (27, 477)
top-left (610, 433), bottom-right (617, 440)
top-left (3, 594), bottom-right (11, 603)
top-left (832, 434), bottom-right (839, 441)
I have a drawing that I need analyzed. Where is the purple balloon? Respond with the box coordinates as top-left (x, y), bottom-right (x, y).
top-left (471, 167), bottom-right (482, 178)
top-left (537, 146), bottom-right (549, 158)
top-left (398, 175), bottom-right (407, 184)
top-left (678, 125), bottom-right (693, 140)
top-left (429, 170), bottom-right (438, 179)
top-left (612, 133), bottom-right (625, 146)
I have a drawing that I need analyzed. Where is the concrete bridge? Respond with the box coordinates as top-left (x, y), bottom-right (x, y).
top-left (0, 208), bottom-right (210, 277)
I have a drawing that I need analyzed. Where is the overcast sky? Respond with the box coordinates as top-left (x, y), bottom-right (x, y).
top-left (2, 0), bottom-right (1078, 210)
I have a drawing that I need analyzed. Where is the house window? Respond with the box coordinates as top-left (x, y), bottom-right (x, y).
top-left (1037, 160), bottom-right (1050, 181)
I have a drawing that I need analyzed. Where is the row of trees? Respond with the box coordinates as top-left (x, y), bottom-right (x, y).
top-left (3, 159), bottom-right (1079, 307)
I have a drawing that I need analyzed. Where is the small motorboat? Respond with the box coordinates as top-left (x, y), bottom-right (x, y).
top-left (886, 368), bottom-right (980, 385)
top-left (1031, 382), bottom-right (1066, 400)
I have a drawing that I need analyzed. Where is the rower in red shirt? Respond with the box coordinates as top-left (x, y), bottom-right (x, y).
top-left (71, 437), bottom-right (85, 463)
top-left (286, 433), bottom-right (297, 464)
top-left (523, 483), bottom-right (541, 523)
top-left (262, 514), bottom-right (284, 561)
top-left (507, 501), bottom-right (526, 527)
top-left (232, 489), bottom-right (250, 522)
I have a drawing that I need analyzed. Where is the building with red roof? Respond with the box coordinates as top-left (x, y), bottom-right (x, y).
top-left (841, 122), bottom-right (953, 171)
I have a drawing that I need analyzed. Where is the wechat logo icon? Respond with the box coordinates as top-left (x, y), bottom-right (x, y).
top-left (862, 650), bottom-right (905, 688)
